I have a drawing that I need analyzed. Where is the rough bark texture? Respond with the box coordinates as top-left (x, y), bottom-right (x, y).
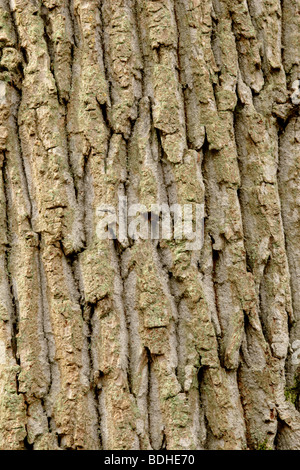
top-left (0, 0), bottom-right (300, 450)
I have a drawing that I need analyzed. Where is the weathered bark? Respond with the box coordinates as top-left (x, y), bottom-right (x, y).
top-left (0, 0), bottom-right (299, 450)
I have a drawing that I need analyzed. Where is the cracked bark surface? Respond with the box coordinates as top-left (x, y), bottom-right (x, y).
top-left (0, 0), bottom-right (299, 450)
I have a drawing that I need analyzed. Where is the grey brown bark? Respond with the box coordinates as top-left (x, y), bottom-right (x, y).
top-left (0, 0), bottom-right (300, 450)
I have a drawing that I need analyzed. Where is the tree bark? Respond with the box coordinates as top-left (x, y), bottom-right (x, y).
top-left (0, 0), bottom-right (300, 450)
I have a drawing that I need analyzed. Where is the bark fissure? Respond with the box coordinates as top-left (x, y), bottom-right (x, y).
top-left (0, 0), bottom-right (300, 450)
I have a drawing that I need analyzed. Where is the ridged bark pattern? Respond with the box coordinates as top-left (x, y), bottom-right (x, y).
top-left (0, 0), bottom-right (299, 450)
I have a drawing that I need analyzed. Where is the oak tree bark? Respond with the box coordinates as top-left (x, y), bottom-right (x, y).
top-left (0, 0), bottom-right (300, 450)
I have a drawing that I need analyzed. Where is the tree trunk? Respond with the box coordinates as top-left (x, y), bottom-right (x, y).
top-left (0, 0), bottom-right (300, 450)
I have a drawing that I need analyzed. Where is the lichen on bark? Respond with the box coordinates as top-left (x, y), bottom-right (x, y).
top-left (0, 0), bottom-right (300, 450)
